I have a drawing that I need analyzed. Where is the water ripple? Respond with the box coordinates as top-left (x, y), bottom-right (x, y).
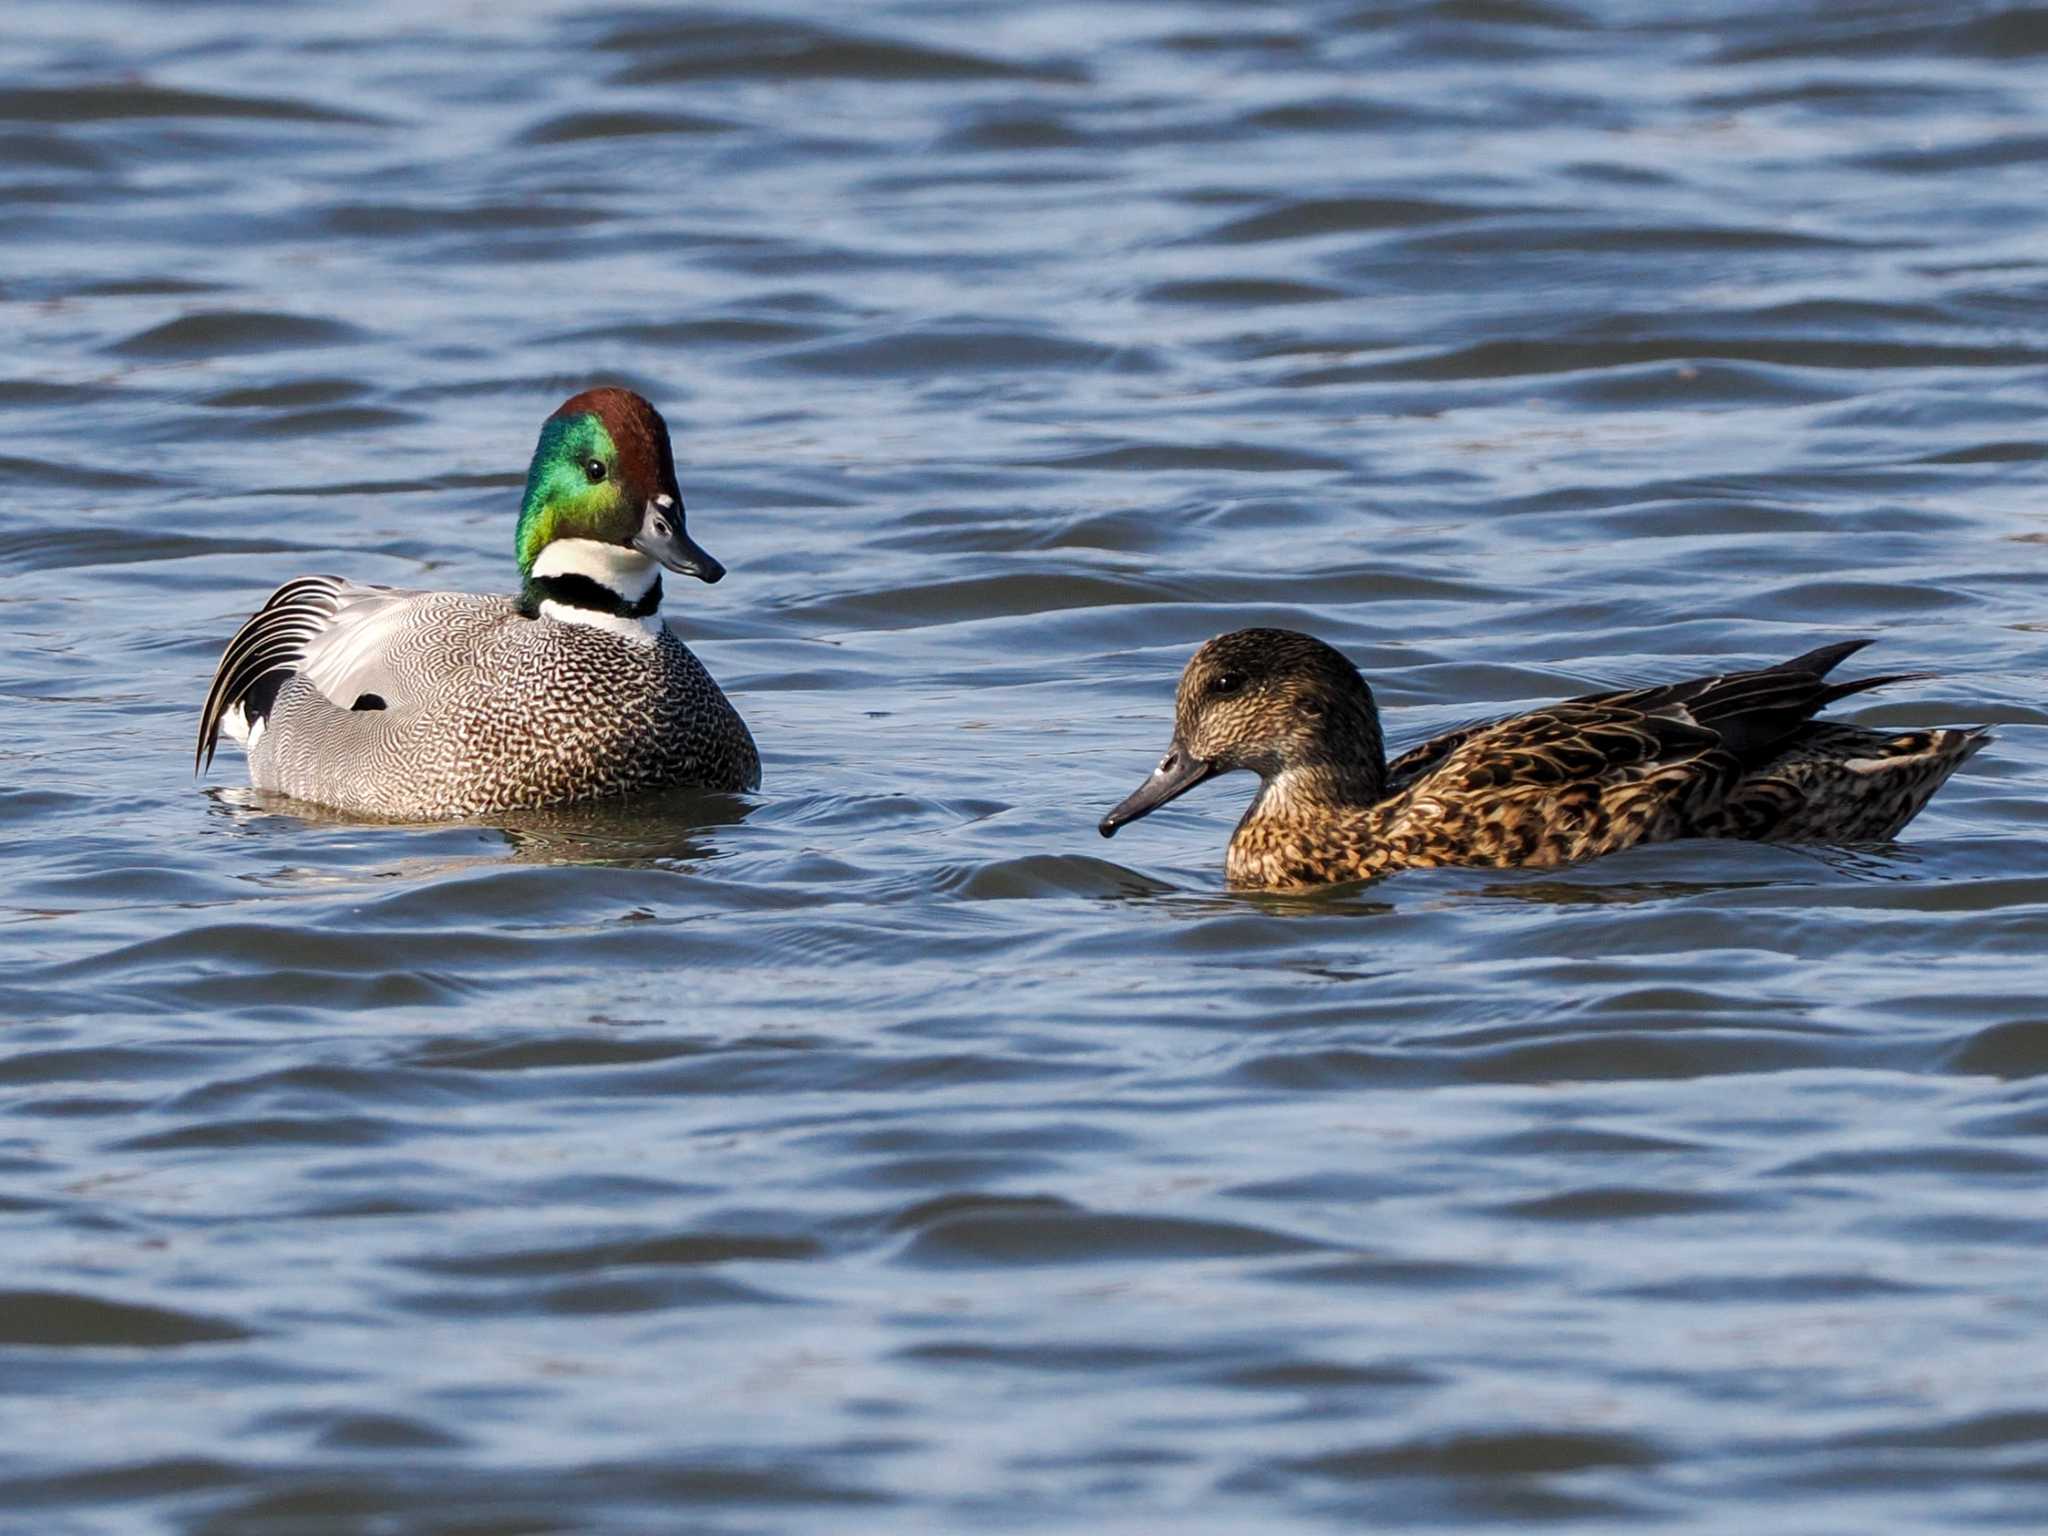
top-left (4, 0), bottom-right (2047, 1531)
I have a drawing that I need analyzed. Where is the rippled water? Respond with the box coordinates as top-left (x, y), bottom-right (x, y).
top-left (5, 1), bottom-right (2048, 1530)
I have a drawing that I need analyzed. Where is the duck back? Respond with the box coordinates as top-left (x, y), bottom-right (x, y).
top-left (242, 589), bottom-right (757, 818)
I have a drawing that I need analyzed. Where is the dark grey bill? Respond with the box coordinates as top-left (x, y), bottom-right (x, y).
top-left (633, 499), bottom-right (724, 583)
top-left (1099, 748), bottom-right (1215, 837)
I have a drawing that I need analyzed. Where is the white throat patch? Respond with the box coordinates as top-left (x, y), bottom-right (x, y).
top-left (530, 539), bottom-right (661, 606)
top-left (538, 601), bottom-right (664, 644)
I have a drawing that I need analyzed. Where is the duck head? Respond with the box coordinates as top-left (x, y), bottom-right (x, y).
top-left (1099, 628), bottom-right (1387, 836)
top-left (516, 387), bottom-right (722, 620)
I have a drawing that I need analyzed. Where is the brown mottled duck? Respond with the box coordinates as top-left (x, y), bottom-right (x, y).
top-left (1098, 628), bottom-right (1990, 890)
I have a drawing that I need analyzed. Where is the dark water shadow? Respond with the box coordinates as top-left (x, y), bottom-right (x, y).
top-left (1086, 834), bottom-right (1943, 917)
top-left (485, 790), bottom-right (756, 866)
top-left (207, 785), bottom-right (756, 869)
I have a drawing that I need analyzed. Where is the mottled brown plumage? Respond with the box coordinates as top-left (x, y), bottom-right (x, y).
top-left (1099, 629), bottom-right (1990, 890)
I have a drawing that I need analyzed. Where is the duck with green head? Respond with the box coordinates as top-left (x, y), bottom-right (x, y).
top-left (198, 387), bottom-right (759, 818)
top-left (515, 387), bottom-right (724, 625)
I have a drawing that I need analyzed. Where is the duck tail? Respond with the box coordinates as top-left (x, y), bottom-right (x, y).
top-left (1815, 668), bottom-right (1938, 710)
top-left (195, 575), bottom-right (345, 775)
top-left (1770, 637), bottom-right (1943, 712)
top-left (1952, 724), bottom-right (1997, 762)
top-left (1769, 638), bottom-right (1873, 678)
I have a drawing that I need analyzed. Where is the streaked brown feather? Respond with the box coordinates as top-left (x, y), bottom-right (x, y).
top-left (1107, 628), bottom-right (1988, 891)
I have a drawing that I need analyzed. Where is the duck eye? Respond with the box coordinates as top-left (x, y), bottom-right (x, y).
top-left (584, 458), bottom-right (607, 484)
top-left (1206, 672), bottom-right (1245, 698)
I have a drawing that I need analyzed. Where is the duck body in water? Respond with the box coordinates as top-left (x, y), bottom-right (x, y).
top-left (1100, 628), bottom-right (1989, 890)
top-left (197, 389), bottom-right (759, 818)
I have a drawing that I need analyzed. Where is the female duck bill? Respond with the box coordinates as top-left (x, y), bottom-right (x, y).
top-left (1099, 747), bottom-right (1215, 836)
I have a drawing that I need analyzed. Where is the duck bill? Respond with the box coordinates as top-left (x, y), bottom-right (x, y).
top-left (633, 499), bottom-right (725, 584)
top-left (1099, 749), bottom-right (1215, 837)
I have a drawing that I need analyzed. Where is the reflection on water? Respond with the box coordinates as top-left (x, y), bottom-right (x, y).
top-left (491, 803), bottom-right (747, 867)
top-left (2, 0), bottom-right (2046, 1531)
top-left (208, 785), bottom-right (752, 872)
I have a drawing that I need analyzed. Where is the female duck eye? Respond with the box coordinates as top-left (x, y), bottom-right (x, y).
top-left (584, 458), bottom-right (606, 484)
top-left (1207, 672), bottom-right (1245, 698)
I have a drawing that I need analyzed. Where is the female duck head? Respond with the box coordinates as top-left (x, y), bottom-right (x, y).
top-left (1099, 628), bottom-right (1387, 836)
top-left (516, 388), bottom-right (723, 616)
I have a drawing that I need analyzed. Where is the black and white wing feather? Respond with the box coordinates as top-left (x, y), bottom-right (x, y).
top-left (195, 578), bottom-right (438, 772)
top-left (196, 576), bottom-right (348, 772)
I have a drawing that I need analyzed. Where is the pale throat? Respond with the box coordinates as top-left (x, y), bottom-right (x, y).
top-left (529, 538), bottom-right (664, 643)
top-left (529, 539), bottom-right (660, 603)
top-left (1252, 761), bottom-right (1384, 820)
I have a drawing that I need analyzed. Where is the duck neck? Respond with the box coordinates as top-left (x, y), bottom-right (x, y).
top-left (1224, 687), bottom-right (1392, 888)
top-left (519, 539), bottom-right (663, 629)
top-left (1244, 757), bottom-right (1387, 827)
top-left (1228, 757), bottom-right (1393, 891)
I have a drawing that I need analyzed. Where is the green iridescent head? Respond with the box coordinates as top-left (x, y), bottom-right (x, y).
top-left (514, 387), bottom-right (722, 593)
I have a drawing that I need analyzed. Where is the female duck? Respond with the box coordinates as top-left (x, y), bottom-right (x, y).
top-left (1100, 628), bottom-right (1988, 890)
top-left (197, 388), bottom-right (759, 818)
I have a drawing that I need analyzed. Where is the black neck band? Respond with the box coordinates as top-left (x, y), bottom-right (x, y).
top-left (520, 572), bottom-right (663, 620)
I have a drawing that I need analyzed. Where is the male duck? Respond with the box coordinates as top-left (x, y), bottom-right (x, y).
top-left (197, 388), bottom-right (759, 818)
top-left (1100, 628), bottom-right (1988, 890)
